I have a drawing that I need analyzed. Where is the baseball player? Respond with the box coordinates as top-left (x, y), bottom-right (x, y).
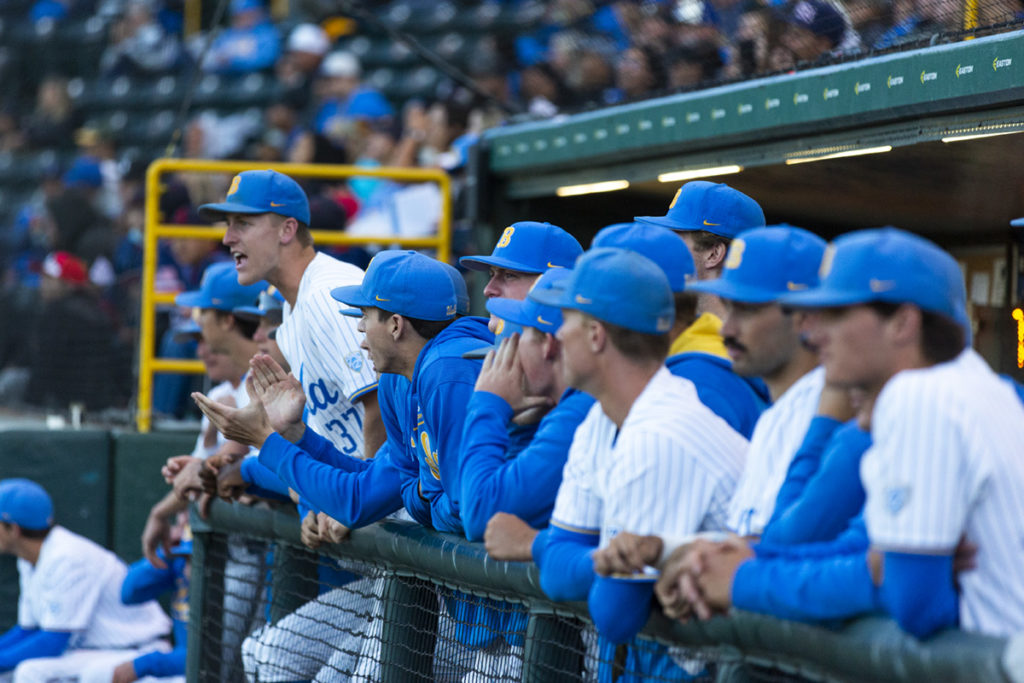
top-left (591, 222), bottom-right (768, 437)
top-left (666, 228), bottom-right (1024, 640)
top-left (0, 479), bottom-right (171, 683)
top-left (635, 180), bottom-right (765, 321)
top-left (459, 220), bottom-right (583, 336)
top-left (197, 169), bottom-right (383, 459)
top-left (530, 248), bottom-right (747, 680)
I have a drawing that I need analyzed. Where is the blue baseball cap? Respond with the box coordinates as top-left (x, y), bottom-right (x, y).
top-left (0, 479), bottom-right (53, 530)
top-left (1011, 217), bottom-right (1024, 227)
top-left (331, 250), bottom-right (457, 322)
top-left (781, 228), bottom-right (969, 334)
top-left (63, 156), bottom-right (103, 189)
top-left (592, 222), bottom-right (695, 293)
top-left (687, 225), bottom-right (827, 303)
top-left (459, 221), bottom-right (583, 274)
top-left (199, 170), bottom-right (311, 225)
top-left (440, 262), bottom-right (471, 316)
top-left (487, 268), bottom-right (571, 335)
top-left (233, 287), bottom-right (285, 323)
top-left (531, 248), bottom-right (674, 335)
top-left (172, 319), bottom-right (202, 343)
top-left (635, 181), bottom-right (765, 239)
top-left (176, 261), bottom-right (268, 311)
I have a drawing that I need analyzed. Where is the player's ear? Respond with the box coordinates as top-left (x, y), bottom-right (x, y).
top-left (587, 318), bottom-right (607, 353)
top-left (278, 216), bottom-right (300, 245)
top-left (888, 304), bottom-right (923, 348)
top-left (543, 332), bottom-right (559, 360)
top-left (705, 241), bottom-right (728, 270)
top-left (389, 314), bottom-right (404, 341)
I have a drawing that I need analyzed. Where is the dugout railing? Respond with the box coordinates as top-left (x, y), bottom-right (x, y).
top-left (137, 158), bottom-right (451, 433)
top-left (188, 500), bottom-right (1020, 682)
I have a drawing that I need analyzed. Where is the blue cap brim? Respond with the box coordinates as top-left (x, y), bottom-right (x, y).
top-left (685, 278), bottom-right (784, 304)
top-left (778, 287), bottom-right (881, 309)
top-left (528, 285), bottom-right (574, 310)
top-left (485, 298), bottom-right (534, 330)
top-left (1012, 217), bottom-right (1024, 227)
top-left (339, 307), bottom-right (362, 317)
top-left (330, 284), bottom-right (372, 308)
top-left (175, 291), bottom-right (212, 308)
top-left (198, 201), bottom-right (271, 221)
top-left (634, 215), bottom-right (698, 232)
top-left (458, 254), bottom-right (546, 274)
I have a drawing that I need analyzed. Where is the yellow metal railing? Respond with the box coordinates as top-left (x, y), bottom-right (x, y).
top-left (138, 158), bottom-right (452, 432)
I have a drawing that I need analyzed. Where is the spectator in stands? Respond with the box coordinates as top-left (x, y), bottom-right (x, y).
top-left (667, 41), bottom-right (724, 89)
top-left (0, 478), bottom-right (171, 681)
top-left (311, 51), bottom-right (394, 153)
top-left (100, 0), bottom-right (185, 78)
top-left (874, 0), bottom-right (959, 48)
top-left (198, 0), bottom-right (280, 74)
top-left (846, 0), bottom-right (893, 49)
top-left (519, 61), bottom-right (569, 117)
top-left (610, 45), bottom-right (668, 103)
top-left (779, 0), bottom-right (853, 64)
top-left (275, 22), bottom-right (331, 110)
top-left (21, 76), bottom-right (79, 150)
top-left (74, 126), bottom-right (123, 221)
top-left (25, 251), bottom-right (130, 410)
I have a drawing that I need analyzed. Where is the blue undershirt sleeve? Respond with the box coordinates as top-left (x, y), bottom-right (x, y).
top-left (879, 551), bottom-right (959, 639)
top-left (0, 630), bottom-right (72, 672)
top-left (133, 647), bottom-right (186, 678)
top-left (0, 626), bottom-right (32, 651)
top-left (239, 457), bottom-right (293, 502)
top-left (732, 551), bottom-right (881, 622)
top-left (121, 557), bottom-right (175, 604)
top-left (537, 525), bottom-right (599, 602)
top-left (763, 420), bottom-right (870, 546)
top-left (259, 432), bottom-right (404, 528)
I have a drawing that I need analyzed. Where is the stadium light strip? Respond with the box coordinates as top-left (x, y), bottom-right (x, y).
top-left (657, 165), bottom-right (743, 183)
top-left (785, 145), bottom-right (892, 165)
top-left (941, 130), bottom-right (1022, 143)
top-left (555, 180), bottom-right (630, 197)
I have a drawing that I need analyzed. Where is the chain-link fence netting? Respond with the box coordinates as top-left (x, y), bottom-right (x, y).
top-left (192, 529), bottom-right (840, 683)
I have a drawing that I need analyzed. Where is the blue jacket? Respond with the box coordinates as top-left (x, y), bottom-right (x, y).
top-left (459, 387), bottom-right (595, 541)
top-left (122, 553), bottom-right (188, 678)
top-left (258, 318), bottom-right (492, 531)
top-left (666, 352), bottom-right (768, 439)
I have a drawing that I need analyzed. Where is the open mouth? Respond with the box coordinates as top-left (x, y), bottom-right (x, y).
top-left (232, 251), bottom-right (247, 269)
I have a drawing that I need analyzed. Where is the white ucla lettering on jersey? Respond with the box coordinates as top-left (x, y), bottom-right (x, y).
top-left (276, 253), bottom-right (378, 456)
top-left (726, 366), bottom-right (825, 536)
top-left (862, 349), bottom-right (1024, 637)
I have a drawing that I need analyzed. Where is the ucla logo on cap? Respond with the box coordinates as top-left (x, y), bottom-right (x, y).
top-left (446, 303), bottom-right (456, 316)
top-left (227, 175), bottom-right (242, 197)
top-left (724, 238), bottom-right (746, 270)
top-left (496, 226), bottom-right (515, 248)
top-left (656, 315), bottom-right (672, 332)
top-left (668, 187), bottom-right (682, 209)
top-left (819, 243), bottom-right (836, 278)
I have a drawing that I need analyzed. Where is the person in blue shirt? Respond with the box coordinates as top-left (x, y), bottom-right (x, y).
top-left (106, 522), bottom-right (193, 683)
top-left (460, 269), bottom-right (595, 556)
top-left (200, 0), bottom-right (280, 74)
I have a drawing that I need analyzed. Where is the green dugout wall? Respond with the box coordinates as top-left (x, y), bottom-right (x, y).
top-left (0, 429), bottom-right (196, 629)
top-left (477, 30), bottom-right (1024, 241)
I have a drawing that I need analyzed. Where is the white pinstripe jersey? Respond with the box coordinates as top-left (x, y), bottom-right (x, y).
top-left (18, 526), bottom-right (170, 649)
top-left (276, 253), bottom-right (377, 457)
top-left (726, 366), bottom-right (824, 536)
top-left (550, 368), bottom-right (748, 545)
top-left (862, 349), bottom-right (1024, 636)
top-left (191, 380), bottom-right (236, 459)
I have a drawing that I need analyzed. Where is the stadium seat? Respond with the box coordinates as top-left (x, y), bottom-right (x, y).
top-left (54, 16), bottom-right (108, 79)
top-left (147, 74), bottom-right (185, 109)
top-left (393, 65), bottom-right (442, 100)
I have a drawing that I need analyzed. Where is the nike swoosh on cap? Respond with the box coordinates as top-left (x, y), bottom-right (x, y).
top-left (574, 294), bottom-right (592, 305)
top-left (537, 315), bottom-right (554, 326)
top-left (375, 295), bottom-right (391, 302)
top-left (869, 278), bottom-right (896, 292)
top-left (703, 219), bottom-right (720, 226)
top-left (786, 281), bottom-right (808, 291)
top-left (270, 202), bottom-right (286, 207)
top-left (546, 262), bottom-right (563, 268)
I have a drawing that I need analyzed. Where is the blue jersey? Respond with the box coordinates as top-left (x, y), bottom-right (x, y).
top-left (407, 317), bottom-right (493, 532)
top-left (122, 553), bottom-right (188, 678)
top-left (666, 352), bottom-right (767, 439)
top-left (459, 387), bottom-right (595, 541)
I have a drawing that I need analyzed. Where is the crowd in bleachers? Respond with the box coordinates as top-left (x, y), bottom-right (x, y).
top-left (0, 0), bottom-right (1020, 415)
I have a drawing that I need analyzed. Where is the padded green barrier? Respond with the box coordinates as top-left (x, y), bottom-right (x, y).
top-left (0, 429), bottom-right (113, 630)
top-left (111, 430), bottom-right (198, 563)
